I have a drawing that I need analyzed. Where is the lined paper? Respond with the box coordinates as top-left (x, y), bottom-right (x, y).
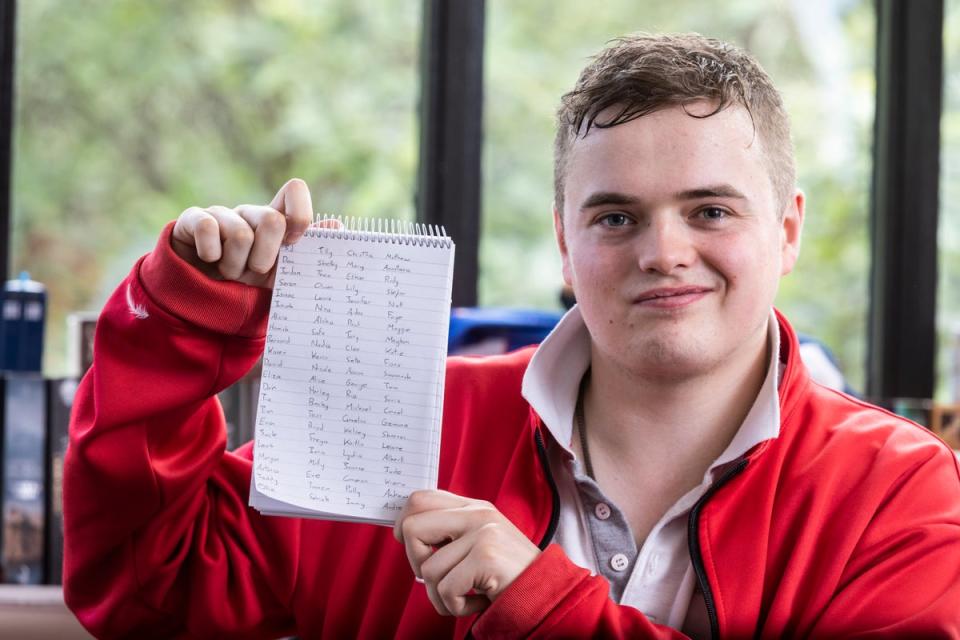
top-left (250, 227), bottom-right (454, 525)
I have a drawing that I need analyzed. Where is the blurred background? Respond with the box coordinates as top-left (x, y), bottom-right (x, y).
top-left (12, 0), bottom-right (879, 390)
top-left (9, 0), bottom-right (960, 404)
top-left (1, 1), bottom-right (960, 634)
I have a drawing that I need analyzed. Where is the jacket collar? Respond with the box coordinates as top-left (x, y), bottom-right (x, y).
top-left (522, 305), bottom-right (784, 470)
top-left (768, 308), bottom-right (812, 457)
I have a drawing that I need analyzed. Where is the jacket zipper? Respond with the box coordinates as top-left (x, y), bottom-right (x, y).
top-left (533, 427), bottom-right (562, 548)
top-left (472, 427), bottom-right (743, 639)
top-left (688, 458), bottom-right (750, 640)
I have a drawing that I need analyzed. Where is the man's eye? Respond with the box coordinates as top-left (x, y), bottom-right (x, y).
top-left (599, 213), bottom-right (631, 227)
top-left (698, 207), bottom-right (728, 220)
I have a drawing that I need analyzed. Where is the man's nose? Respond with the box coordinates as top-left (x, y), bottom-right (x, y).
top-left (635, 216), bottom-right (695, 274)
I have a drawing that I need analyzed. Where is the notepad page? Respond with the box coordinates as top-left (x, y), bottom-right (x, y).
top-left (251, 230), bottom-right (454, 525)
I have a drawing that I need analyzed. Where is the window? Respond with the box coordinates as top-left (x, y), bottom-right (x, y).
top-left (940, 0), bottom-right (960, 400)
top-left (482, 0), bottom-right (875, 390)
top-left (13, 0), bottom-right (421, 375)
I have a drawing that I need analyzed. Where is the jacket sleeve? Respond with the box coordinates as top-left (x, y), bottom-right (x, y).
top-left (63, 222), bottom-right (302, 639)
top-left (472, 545), bottom-right (689, 639)
top-left (474, 440), bottom-right (960, 638)
top-left (808, 440), bottom-right (960, 637)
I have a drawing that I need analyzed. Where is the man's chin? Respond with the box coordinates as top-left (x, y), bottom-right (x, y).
top-left (613, 340), bottom-right (715, 382)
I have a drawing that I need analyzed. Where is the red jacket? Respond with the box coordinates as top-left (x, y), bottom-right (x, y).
top-left (64, 225), bottom-right (960, 639)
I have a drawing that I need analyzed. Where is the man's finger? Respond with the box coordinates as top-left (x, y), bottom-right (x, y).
top-left (203, 205), bottom-right (254, 280)
top-left (173, 207), bottom-right (222, 263)
top-left (235, 205), bottom-right (286, 274)
top-left (393, 490), bottom-right (475, 542)
top-left (269, 178), bottom-right (313, 243)
top-left (400, 511), bottom-right (465, 579)
top-left (311, 217), bottom-right (343, 231)
top-left (419, 533), bottom-right (474, 616)
top-left (436, 547), bottom-right (493, 617)
top-left (400, 501), bottom-right (503, 576)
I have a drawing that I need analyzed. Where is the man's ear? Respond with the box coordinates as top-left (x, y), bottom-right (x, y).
top-left (554, 203), bottom-right (573, 286)
top-left (779, 189), bottom-right (805, 276)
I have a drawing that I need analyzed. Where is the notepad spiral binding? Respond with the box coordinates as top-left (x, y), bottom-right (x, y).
top-left (305, 214), bottom-right (453, 248)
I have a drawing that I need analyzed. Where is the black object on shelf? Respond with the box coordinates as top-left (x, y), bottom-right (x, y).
top-left (0, 374), bottom-right (47, 584)
top-left (44, 378), bottom-right (75, 585)
top-left (0, 274), bottom-right (45, 373)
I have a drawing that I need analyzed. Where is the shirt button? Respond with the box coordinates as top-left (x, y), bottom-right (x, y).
top-left (594, 502), bottom-right (611, 520)
top-left (610, 553), bottom-right (629, 572)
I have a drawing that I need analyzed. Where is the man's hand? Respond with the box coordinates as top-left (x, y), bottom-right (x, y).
top-left (393, 490), bottom-right (541, 617)
top-left (171, 178), bottom-right (316, 288)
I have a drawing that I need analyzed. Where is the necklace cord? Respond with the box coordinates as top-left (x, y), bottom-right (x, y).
top-left (575, 370), bottom-right (595, 480)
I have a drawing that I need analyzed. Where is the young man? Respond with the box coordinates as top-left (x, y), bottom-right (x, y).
top-left (64, 34), bottom-right (960, 638)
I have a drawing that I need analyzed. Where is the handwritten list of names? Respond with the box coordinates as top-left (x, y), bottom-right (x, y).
top-left (252, 230), bottom-right (454, 524)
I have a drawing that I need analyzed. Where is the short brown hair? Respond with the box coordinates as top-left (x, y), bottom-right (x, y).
top-left (554, 33), bottom-right (795, 214)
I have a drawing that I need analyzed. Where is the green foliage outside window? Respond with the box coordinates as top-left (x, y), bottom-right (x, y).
top-left (13, 0), bottom-right (874, 394)
top-left (13, 0), bottom-right (420, 375)
top-left (483, 0), bottom-right (874, 392)
top-left (939, 0), bottom-right (960, 401)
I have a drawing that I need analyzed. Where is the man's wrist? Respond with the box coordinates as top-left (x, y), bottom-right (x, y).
top-left (139, 221), bottom-right (272, 337)
top-left (473, 544), bottom-right (593, 638)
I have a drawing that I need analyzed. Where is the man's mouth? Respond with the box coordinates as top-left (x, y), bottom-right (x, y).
top-left (633, 286), bottom-right (713, 307)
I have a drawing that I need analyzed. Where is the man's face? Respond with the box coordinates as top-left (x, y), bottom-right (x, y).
top-left (555, 103), bottom-right (803, 380)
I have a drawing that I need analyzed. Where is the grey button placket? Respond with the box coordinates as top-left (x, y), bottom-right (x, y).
top-left (572, 467), bottom-right (638, 602)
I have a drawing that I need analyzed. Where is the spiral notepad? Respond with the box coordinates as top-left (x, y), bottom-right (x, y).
top-left (249, 217), bottom-right (455, 526)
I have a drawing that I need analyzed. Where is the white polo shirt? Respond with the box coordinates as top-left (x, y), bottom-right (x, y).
top-left (521, 306), bottom-right (782, 636)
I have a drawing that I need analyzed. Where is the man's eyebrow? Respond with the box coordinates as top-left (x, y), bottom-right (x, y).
top-left (579, 191), bottom-right (641, 210)
top-left (675, 184), bottom-right (747, 200)
top-left (579, 185), bottom-right (748, 210)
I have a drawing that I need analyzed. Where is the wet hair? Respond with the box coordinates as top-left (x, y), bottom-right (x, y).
top-left (554, 33), bottom-right (795, 214)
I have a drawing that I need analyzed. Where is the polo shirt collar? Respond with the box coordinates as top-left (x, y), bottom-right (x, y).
top-left (522, 306), bottom-right (782, 467)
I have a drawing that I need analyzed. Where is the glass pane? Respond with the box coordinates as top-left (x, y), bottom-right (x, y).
top-left (482, 0), bottom-right (875, 391)
top-left (13, 0), bottom-right (421, 375)
top-left (940, 0), bottom-right (960, 401)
